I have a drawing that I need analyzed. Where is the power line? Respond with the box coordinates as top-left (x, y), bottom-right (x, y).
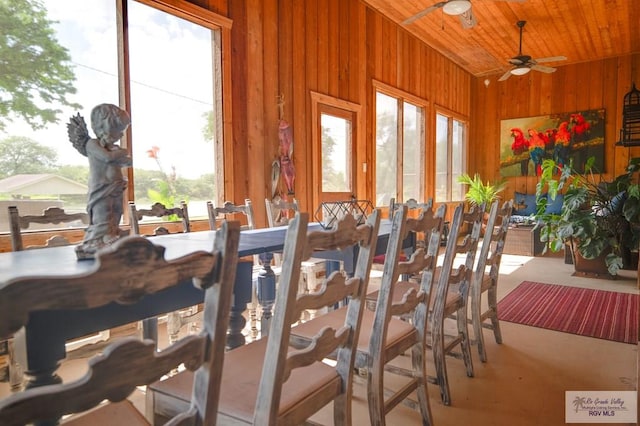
top-left (72, 61), bottom-right (213, 107)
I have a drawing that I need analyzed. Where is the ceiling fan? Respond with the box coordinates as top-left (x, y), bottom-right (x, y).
top-left (498, 20), bottom-right (567, 81)
top-left (402, 0), bottom-right (525, 28)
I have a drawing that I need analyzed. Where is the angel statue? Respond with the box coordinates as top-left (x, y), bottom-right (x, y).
top-left (67, 103), bottom-right (132, 259)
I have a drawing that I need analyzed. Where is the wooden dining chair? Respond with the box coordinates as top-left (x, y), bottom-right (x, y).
top-left (265, 197), bottom-right (327, 320)
top-left (291, 203), bottom-right (446, 425)
top-left (0, 221), bottom-right (241, 426)
top-left (207, 199), bottom-right (255, 230)
top-left (6, 205), bottom-right (98, 392)
top-left (207, 198), bottom-right (263, 341)
top-left (381, 202), bottom-right (483, 405)
top-left (373, 198), bottom-right (433, 279)
top-left (8, 205), bottom-right (89, 251)
top-left (128, 200), bottom-right (190, 235)
top-left (470, 199), bottom-right (513, 362)
top-left (147, 210), bottom-right (381, 425)
top-left (128, 200), bottom-right (193, 346)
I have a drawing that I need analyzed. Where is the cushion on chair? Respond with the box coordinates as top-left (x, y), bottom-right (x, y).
top-left (150, 338), bottom-right (341, 424)
top-left (513, 192), bottom-right (538, 216)
top-left (373, 253), bottom-right (407, 264)
top-left (63, 400), bottom-right (148, 426)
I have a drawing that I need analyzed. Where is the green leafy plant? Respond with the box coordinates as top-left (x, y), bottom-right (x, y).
top-left (535, 156), bottom-right (640, 275)
top-left (146, 146), bottom-right (186, 221)
top-left (457, 173), bottom-right (507, 206)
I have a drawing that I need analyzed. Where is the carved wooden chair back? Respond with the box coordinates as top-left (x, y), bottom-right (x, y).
top-left (207, 199), bottom-right (255, 231)
top-left (264, 197), bottom-right (299, 227)
top-left (148, 210), bottom-right (381, 425)
top-left (375, 198), bottom-right (434, 279)
top-left (0, 221), bottom-right (241, 426)
top-left (8, 205), bottom-right (89, 252)
top-left (470, 199), bottom-right (513, 362)
top-left (388, 197), bottom-right (433, 220)
top-left (128, 201), bottom-right (190, 235)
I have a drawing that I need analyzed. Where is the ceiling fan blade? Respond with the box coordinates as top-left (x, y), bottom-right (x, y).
top-left (531, 64), bottom-right (557, 73)
top-left (534, 55), bottom-right (567, 64)
top-left (459, 9), bottom-right (477, 29)
top-left (509, 58), bottom-right (525, 65)
top-left (402, 2), bottom-right (447, 25)
top-left (498, 69), bottom-right (513, 82)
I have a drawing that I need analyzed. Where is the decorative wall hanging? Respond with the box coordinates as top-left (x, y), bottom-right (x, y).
top-left (276, 94), bottom-right (295, 196)
top-left (616, 83), bottom-right (640, 147)
top-left (499, 108), bottom-right (605, 177)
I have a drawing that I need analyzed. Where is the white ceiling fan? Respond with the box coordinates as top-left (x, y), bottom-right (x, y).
top-left (402, 0), bottom-right (525, 28)
top-left (498, 20), bottom-right (567, 81)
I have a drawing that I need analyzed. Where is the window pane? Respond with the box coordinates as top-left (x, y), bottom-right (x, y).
top-left (435, 114), bottom-right (449, 203)
top-left (451, 119), bottom-right (465, 201)
top-left (128, 0), bottom-right (217, 220)
top-left (375, 92), bottom-right (398, 206)
top-left (0, 0), bottom-right (117, 232)
top-left (321, 114), bottom-right (351, 192)
top-left (402, 102), bottom-right (423, 201)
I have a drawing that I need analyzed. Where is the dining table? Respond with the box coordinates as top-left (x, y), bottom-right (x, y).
top-left (0, 218), bottom-right (403, 399)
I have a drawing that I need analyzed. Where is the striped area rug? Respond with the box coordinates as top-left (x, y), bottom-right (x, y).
top-left (497, 281), bottom-right (638, 344)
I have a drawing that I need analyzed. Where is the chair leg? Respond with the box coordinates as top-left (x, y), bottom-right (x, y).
top-left (471, 291), bottom-right (488, 363)
top-left (457, 306), bottom-right (474, 378)
top-left (431, 322), bottom-right (451, 406)
top-left (487, 285), bottom-right (503, 344)
top-left (411, 344), bottom-right (433, 426)
top-left (166, 312), bottom-right (183, 346)
top-left (367, 359), bottom-right (387, 426)
top-left (8, 339), bottom-right (23, 392)
top-left (249, 281), bottom-right (260, 341)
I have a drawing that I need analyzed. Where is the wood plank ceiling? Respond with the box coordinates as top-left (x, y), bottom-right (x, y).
top-left (361, 0), bottom-right (639, 79)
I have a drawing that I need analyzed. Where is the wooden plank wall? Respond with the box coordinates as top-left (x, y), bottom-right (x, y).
top-left (229, 0), bottom-right (472, 226)
top-left (469, 54), bottom-right (640, 202)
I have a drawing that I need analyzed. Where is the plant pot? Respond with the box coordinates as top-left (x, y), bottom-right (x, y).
top-left (569, 240), bottom-right (615, 279)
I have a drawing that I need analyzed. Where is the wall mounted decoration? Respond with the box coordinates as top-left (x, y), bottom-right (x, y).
top-left (616, 83), bottom-right (640, 147)
top-left (499, 108), bottom-right (605, 177)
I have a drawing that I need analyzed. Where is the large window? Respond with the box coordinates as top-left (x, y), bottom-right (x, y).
top-left (374, 86), bottom-right (426, 207)
top-left (0, 0), bottom-right (225, 232)
top-left (435, 111), bottom-right (467, 203)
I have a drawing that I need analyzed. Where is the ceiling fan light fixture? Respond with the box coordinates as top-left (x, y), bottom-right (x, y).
top-left (510, 65), bottom-right (531, 76)
top-left (442, 0), bottom-right (471, 16)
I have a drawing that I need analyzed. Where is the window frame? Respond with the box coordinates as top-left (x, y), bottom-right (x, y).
top-left (372, 80), bottom-right (428, 206)
top-left (434, 106), bottom-right (469, 203)
top-left (0, 0), bottom-right (233, 243)
top-left (310, 91), bottom-right (364, 210)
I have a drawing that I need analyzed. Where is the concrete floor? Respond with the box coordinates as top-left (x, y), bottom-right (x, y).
top-left (2, 252), bottom-right (638, 425)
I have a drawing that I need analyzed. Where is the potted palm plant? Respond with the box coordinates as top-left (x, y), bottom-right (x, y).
top-left (457, 173), bottom-right (507, 207)
top-left (457, 173), bottom-right (507, 235)
top-left (534, 157), bottom-right (640, 276)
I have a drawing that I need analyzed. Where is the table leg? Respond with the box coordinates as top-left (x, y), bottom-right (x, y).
top-left (227, 260), bottom-right (253, 350)
top-left (257, 252), bottom-right (277, 337)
